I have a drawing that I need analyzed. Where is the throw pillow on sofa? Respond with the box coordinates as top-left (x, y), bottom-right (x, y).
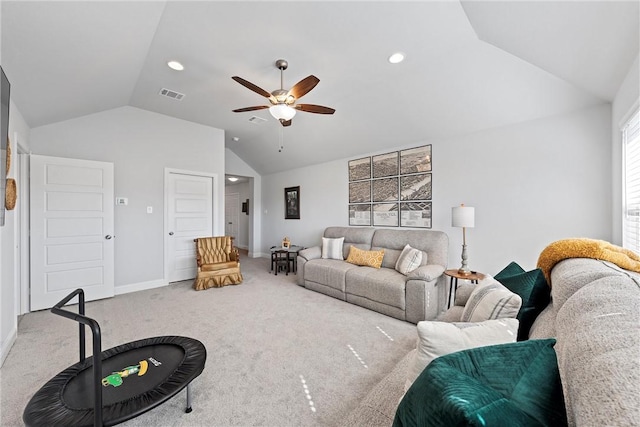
top-left (394, 339), bottom-right (568, 427)
top-left (495, 261), bottom-right (551, 341)
top-left (405, 318), bottom-right (519, 392)
top-left (321, 237), bottom-right (344, 260)
top-left (461, 277), bottom-right (522, 322)
top-left (395, 244), bottom-right (423, 275)
top-left (345, 245), bottom-right (384, 268)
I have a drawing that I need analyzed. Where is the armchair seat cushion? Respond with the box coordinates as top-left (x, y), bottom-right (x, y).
top-left (201, 261), bottom-right (239, 272)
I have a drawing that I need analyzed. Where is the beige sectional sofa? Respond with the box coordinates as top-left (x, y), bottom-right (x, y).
top-left (344, 257), bottom-right (640, 426)
top-left (296, 226), bottom-right (449, 323)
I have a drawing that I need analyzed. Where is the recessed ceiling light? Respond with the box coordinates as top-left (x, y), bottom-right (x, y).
top-left (167, 61), bottom-right (184, 71)
top-left (388, 52), bottom-right (405, 64)
top-left (228, 177), bottom-right (239, 182)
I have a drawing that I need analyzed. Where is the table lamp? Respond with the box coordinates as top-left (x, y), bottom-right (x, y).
top-left (452, 204), bottom-right (475, 275)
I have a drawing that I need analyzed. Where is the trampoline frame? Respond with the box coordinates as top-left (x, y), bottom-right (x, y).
top-left (51, 288), bottom-right (105, 426)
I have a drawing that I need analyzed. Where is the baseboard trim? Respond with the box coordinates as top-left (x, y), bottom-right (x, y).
top-left (0, 328), bottom-right (17, 368)
top-left (115, 279), bottom-right (169, 296)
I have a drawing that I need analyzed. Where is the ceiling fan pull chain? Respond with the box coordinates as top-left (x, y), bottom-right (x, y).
top-left (278, 126), bottom-right (284, 152)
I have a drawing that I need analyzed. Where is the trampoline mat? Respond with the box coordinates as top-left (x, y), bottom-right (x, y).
top-left (23, 336), bottom-right (206, 427)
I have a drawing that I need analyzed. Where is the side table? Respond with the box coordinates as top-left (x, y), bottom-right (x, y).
top-left (443, 269), bottom-right (486, 309)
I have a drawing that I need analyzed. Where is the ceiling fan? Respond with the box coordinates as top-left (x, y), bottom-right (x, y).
top-left (232, 59), bottom-right (335, 127)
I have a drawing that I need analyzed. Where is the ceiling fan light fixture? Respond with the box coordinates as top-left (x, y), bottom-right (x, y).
top-left (269, 104), bottom-right (296, 121)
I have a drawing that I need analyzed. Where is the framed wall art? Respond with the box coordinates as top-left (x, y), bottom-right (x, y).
top-left (285, 186), bottom-right (300, 219)
top-left (372, 203), bottom-right (399, 227)
top-left (372, 151), bottom-right (398, 178)
top-left (349, 181), bottom-right (371, 203)
top-left (400, 202), bottom-right (432, 228)
top-left (349, 204), bottom-right (372, 226)
top-left (348, 157), bottom-right (371, 181)
top-left (347, 144), bottom-right (433, 229)
top-left (400, 144), bottom-right (431, 174)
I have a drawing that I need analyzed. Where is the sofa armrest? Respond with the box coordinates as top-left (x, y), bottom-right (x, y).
top-left (299, 246), bottom-right (321, 261)
top-left (407, 264), bottom-right (445, 282)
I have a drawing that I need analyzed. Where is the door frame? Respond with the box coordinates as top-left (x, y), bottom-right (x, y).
top-left (163, 168), bottom-right (219, 283)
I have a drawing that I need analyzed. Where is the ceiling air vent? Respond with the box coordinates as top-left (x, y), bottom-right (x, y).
top-left (159, 88), bottom-right (185, 101)
top-left (248, 116), bottom-right (267, 125)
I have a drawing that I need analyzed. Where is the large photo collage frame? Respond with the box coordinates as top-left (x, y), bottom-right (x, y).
top-left (348, 144), bottom-right (432, 228)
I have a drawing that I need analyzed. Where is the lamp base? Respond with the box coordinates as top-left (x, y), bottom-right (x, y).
top-left (457, 268), bottom-right (471, 276)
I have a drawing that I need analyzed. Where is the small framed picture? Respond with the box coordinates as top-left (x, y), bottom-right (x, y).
top-left (400, 173), bottom-right (432, 201)
top-left (348, 157), bottom-right (371, 181)
top-left (285, 186), bottom-right (300, 219)
top-left (349, 181), bottom-right (371, 203)
top-left (372, 151), bottom-right (398, 178)
top-left (400, 145), bottom-right (432, 175)
top-left (372, 203), bottom-right (399, 227)
top-left (349, 204), bottom-right (372, 226)
top-left (400, 201), bottom-right (432, 228)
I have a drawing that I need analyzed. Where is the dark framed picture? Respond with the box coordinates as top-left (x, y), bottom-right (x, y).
top-left (285, 186), bottom-right (300, 219)
top-left (349, 204), bottom-right (372, 226)
top-left (242, 199), bottom-right (249, 214)
top-left (372, 151), bottom-right (398, 178)
top-left (400, 173), bottom-right (432, 200)
top-left (400, 201), bottom-right (432, 228)
top-left (372, 177), bottom-right (398, 202)
top-left (349, 181), bottom-right (371, 203)
top-left (400, 145), bottom-right (432, 175)
top-left (348, 157), bottom-right (371, 181)
top-left (372, 203), bottom-right (399, 227)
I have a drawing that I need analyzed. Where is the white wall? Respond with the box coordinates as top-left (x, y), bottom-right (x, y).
top-left (611, 55), bottom-right (639, 245)
top-left (261, 103), bottom-right (612, 274)
top-left (1, 100), bottom-right (30, 366)
top-left (29, 106), bottom-right (225, 291)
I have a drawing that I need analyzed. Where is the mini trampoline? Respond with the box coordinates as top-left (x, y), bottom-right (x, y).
top-left (23, 289), bottom-right (207, 427)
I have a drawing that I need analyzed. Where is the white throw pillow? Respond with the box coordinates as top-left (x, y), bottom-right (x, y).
top-left (395, 244), bottom-right (423, 275)
top-left (404, 318), bottom-right (519, 392)
top-left (461, 277), bottom-right (522, 322)
top-left (321, 237), bottom-right (345, 260)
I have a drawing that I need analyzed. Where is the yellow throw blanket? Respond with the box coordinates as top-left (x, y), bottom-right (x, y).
top-left (537, 238), bottom-right (640, 286)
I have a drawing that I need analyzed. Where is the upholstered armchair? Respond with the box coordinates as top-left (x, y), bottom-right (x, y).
top-left (193, 236), bottom-right (243, 290)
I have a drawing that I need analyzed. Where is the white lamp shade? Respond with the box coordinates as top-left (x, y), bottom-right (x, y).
top-left (452, 206), bottom-right (475, 228)
top-left (269, 104), bottom-right (297, 121)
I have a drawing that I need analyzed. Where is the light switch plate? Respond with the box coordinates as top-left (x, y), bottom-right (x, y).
top-left (147, 206), bottom-right (153, 214)
top-left (115, 197), bottom-right (128, 206)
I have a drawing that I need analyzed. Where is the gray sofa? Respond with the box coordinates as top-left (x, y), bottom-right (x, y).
top-left (344, 257), bottom-right (640, 426)
top-left (297, 226), bottom-right (449, 324)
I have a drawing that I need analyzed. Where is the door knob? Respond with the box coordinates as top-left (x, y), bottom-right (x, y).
top-left (169, 231), bottom-right (174, 236)
top-left (105, 235), bottom-right (112, 240)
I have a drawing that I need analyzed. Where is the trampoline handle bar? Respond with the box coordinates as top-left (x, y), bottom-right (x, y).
top-left (51, 288), bottom-right (104, 427)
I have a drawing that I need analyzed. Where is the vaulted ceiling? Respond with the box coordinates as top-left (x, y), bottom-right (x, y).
top-left (2, 1), bottom-right (638, 175)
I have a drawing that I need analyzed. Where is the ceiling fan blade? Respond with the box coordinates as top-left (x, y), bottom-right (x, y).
top-left (232, 76), bottom-right (275, 101)
top-left (232, 105), bottom-right (269, 113)
top-left (288, 75), bottom-right (320, 100)
top-left (280, 119), bottom-right (292, 127)
top-left (295, 104), bottom-right (335, 115)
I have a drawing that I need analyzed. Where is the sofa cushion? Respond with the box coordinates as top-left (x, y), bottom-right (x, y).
top-left (371, 228), bottom-right (447, 270)
top-left (495, 262), bottom-right (550, 341)
top-left (405, 318), bottom-right (518, 392)
top-left (322, 237), bottom-right (344, 260)
top-left (324, 226), bottom-right (375, 259)
top-left (395, 244), bottom-right (423, 275)
top-left (461, 277), bottom-right (522, 322)
top-left (304, 259), bottom-right (358, 293)
top-left (346, 245), bottom-right (385, 268)
top-left (394, 339), bottom-right (567, 427)
top-left (346, 267), bottom-right (406, 309)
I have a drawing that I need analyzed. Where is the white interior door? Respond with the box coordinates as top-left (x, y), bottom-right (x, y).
top-left (225, 192), bottom-right (239, 242)
top-left (167, 172), bottom-right (213, 282)
top-left (30, 155), bottom-right (114, 311)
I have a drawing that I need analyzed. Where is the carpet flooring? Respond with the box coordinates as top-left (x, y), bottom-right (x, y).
top-left (0, 254), bottom-right (417, 426)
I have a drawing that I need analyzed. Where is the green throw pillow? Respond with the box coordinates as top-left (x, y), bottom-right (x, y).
top-left (393, 339), bottom-right (567, 427)
top-left (495, 262), bottom-right (550, 341)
